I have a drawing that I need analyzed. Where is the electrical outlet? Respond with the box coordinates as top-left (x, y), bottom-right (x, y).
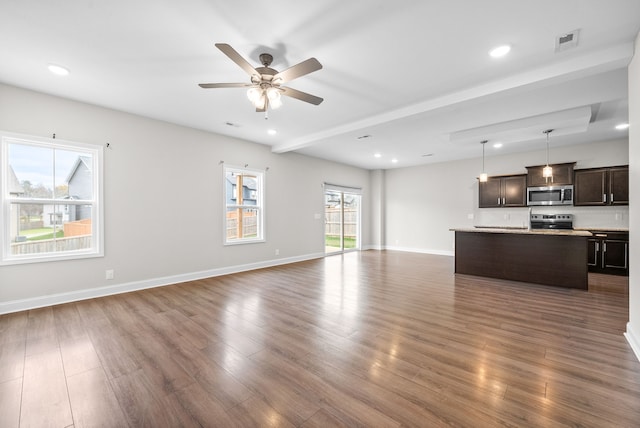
top-left (467, 213), bottom-right (474, 220)
top-left (275, 249), bottom-right (280, 256)
top-left (105, 269), bottom-right (114, 280)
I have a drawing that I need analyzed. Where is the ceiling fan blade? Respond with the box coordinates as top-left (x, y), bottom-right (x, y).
top-left (273, 58), bottom-right (322, 83)
top-left (280, 87), bottom-right (323, 105)
top-left (215, 43), bottom-right (259, 78)
top-left (198, 82), bottom-right (253, 89)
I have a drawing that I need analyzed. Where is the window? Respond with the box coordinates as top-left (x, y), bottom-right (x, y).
top-left (1, 131), bottom-right (103, 265)
top-left (224, 165), bottom-right (264, 244)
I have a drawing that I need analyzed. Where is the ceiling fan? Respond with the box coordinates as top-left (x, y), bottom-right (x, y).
top-left (199, 43), bottom-right (323, 113)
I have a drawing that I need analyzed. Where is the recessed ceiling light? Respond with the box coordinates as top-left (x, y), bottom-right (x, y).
top-left (615, 123), bottom-right (629, 130)
top-left (489, 45), bottom-right (511, 58)
top-left (391, 158), bottom-right (398, 163)
top-left (493, 143), bottom-right (503, 148)
top-left (48, 64), bottom-right (69, 76)
top-left (374, 153), bottom-right (382, 158)
top-left (267, 129), bottom-right (277, 135)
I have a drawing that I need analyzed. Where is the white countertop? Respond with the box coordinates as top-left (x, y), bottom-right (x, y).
top-left (574, 227), bottom-right (629, 232)
top-left (450, 227), bottom-right (592, 237)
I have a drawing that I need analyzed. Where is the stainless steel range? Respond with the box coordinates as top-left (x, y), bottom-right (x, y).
top-left (530, 213), bottom-right (573, 230)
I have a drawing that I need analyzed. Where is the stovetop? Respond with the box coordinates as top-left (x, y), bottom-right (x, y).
top-left (530, 213), bottom-right (573, 230)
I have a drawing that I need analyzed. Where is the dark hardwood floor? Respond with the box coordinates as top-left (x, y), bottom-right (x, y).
top-left (1, 251), bottom-right (639, 427)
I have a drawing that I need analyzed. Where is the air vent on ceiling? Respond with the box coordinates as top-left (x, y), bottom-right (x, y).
top-left (555, 29), bottom-right (580, 52)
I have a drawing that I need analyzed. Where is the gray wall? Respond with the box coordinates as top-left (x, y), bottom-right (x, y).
top-left (0, 83), bottom-right (371, 309)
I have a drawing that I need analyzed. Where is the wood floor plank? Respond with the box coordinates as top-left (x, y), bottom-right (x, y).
top-left (226, 395), bottom-right (297, 428)
top-left (0, 378), bottom-right (22, 428)
top-left (25, 306), bottom-right (58, 357)
top-left (53, 303), bottom-right (87, 342)
top-left (110, 368), bottom-right (199, 427)
top-left (66, 367), bottom-right (129, 427)
top-left (0, 311), bottom-right (28, 346)
top-left (87, 327), bottom-right (141, 380)
top-left (59, 335), bottom-right (102, 377)
top-left (219, 351), bottom-right (323, 426)
top-left (173, 382), bottom-right (237, 426)
top-left (2, 251), bottom-right (639, 427)
top-left (0, 339), bottom-right (25, 384)
top-left (20, 348), bottom-right (73, 428)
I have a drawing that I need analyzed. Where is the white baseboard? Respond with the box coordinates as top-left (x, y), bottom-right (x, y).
top-left (624, 322), bottom-right (640, 363)
top-left (383, 245), bottom-right (454, 257)
top-left (0, 252), bottom-right (325, 315)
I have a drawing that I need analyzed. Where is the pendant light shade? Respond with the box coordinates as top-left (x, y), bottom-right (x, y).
top-left (479, 140), bottom-right (488, 182)
top-left (543, 129), bottom-right (553, 180)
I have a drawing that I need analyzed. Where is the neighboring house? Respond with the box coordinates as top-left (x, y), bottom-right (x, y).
top-left (225, 176), bottom-right (257, 206)
top-left (66, 155), bottom-right (92, 220)
top-left (9, 166), bottom-right (24, 241)
top-left (42, 204), bottom-right (66, 228)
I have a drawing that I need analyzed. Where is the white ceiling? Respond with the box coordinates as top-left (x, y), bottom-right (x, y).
top-left (1, 0), bottom-right (638, 170)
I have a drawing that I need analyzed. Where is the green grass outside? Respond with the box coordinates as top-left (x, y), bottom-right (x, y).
top-left (325, 235), bottom-right (357, 249)
top-left (28, 230), bottom-right (64, 241)
top-left (19, 228), bottom-right (64, 241)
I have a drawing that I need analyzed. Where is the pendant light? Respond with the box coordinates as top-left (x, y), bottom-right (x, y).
top-left (542, 129), bottom-right (553, 180)
top-left (479, 140), bottom-right (488, 182)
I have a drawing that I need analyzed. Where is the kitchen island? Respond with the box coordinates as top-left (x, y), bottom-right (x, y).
top-left (451, 227), bottom-right (592, 289)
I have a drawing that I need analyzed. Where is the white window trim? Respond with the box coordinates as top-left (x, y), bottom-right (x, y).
top-left (0, 131), bottom-right (104, 265)
top-left (223, 165), bottom-right (265, 245)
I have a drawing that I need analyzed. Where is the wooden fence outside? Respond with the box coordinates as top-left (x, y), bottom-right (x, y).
top-left (11, 235), bottom-right (92, 255)
top-left (226, 211), bottom-right (258, 239)
top-left (325, 208), bottom-right (358, 237)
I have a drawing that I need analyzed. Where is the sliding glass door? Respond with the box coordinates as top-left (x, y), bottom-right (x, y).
top-left (324, 188), bottom-right (360, 254)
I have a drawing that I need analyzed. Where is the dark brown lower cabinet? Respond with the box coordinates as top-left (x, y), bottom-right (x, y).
top-left (587, 231), bottom-right (629, 275)
top-left (454, 231), bottom-right (588, 289)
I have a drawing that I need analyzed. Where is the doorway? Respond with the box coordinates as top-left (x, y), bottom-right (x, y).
top-left (324, 187), bottom-right (361, 254)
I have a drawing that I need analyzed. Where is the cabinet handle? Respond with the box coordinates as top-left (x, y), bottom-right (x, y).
top-left (502, 197), bottom-right (505, 205)
top-left (611, 193), bottom-right (614, 203)
top-left (498, 197), bottom-right (501, 205)
top-left (603, 194), bottom-right (606, 203)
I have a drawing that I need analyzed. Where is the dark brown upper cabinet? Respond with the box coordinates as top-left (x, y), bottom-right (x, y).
top-left (574, 166), bottom-right (629, 206)
top-left (479, 174), bottom-right (527, 208)
top-left (526, 162), bottom-right (575, 187)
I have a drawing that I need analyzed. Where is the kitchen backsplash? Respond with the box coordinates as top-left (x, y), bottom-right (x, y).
top-left (475, 205), bottom-right (629, 230)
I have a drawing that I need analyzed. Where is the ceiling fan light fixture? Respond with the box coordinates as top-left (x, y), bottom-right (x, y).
top-left (253, 92), bottom-right (267, 109)
top-left (266, 87), bottom-right (282, 109)
top-left (247, 87), bottom-right (261, 103)
top-left (201, 44), bottom-right (323, 113)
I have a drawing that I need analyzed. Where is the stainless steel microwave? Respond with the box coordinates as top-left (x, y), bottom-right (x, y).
top-left (527, 185), bottom-right (574, 206)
